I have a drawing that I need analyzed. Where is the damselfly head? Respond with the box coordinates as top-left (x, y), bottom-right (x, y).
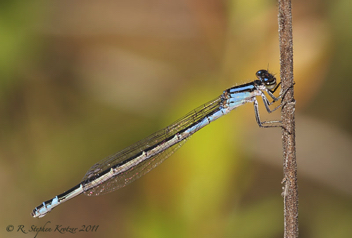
top-left (256, 70), bottom-right (277, 90)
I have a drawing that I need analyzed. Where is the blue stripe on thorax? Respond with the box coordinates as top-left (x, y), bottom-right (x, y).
top-left (227, 82), bottom-right (255, 94)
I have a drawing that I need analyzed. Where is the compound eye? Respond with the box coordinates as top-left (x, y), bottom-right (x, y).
top-left (256, 69), bottom-right (270, 81)
top-left (263, 75), bottom-right (271, 83)
top-left (255, 69), bottom-right (277, 89)
top-left (256, 70), bottom-right (266, 78)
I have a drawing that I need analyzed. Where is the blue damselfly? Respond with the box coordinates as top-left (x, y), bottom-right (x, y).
top-left (32, 70), bottom-right (287, 218)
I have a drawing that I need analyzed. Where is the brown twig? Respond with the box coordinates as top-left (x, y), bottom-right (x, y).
top-left (278, 0), bottom-right (298, 237)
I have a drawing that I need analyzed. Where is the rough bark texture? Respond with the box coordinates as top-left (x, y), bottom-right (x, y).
top-left (278, 0), bottom-right (298, 237)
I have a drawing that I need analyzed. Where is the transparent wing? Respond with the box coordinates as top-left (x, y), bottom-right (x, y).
top-left (83, 138), bottom-right (188, 196)
top-left (81, 96), bottom-right (222, 196)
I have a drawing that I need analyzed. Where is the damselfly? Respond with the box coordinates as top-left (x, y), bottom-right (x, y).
top-left (31, 70), bottom-right (287, 218)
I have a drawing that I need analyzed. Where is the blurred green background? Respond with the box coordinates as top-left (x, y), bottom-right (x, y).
top-left (1, 0), bottom-right (352, 237)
